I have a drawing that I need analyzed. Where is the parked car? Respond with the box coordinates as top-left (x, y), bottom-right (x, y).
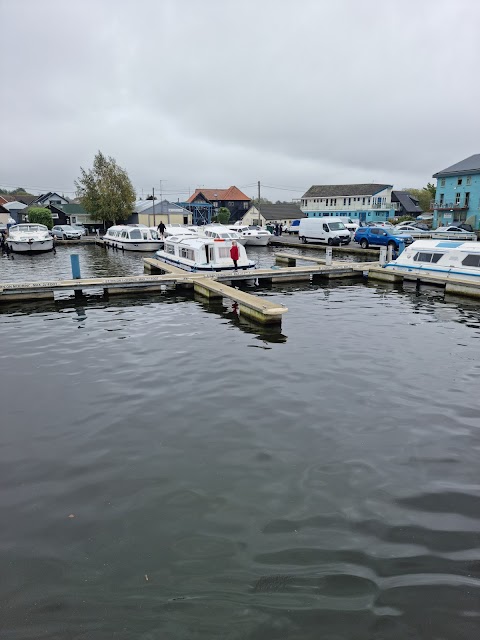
top-left (286, 220), bottom-right (301, 234)
top-left (455, 222), bottom-right (474, 232)
top-left (298, 218), bottom-right (351, 245)
top-left (51, 225), bottom-right (83, 240)
top-left (393, 225), bottom-right (429, 235)
top-left (365, 220), bottom-right (394, 228)
top-left (435, 226), bottom-right (469, 233)
top-left (72, 224), bottom-right (87, 236)
top-left (395, 221), bottom-right (429, 231)
top-left (335, 217), bottom-right (359, 234)
top-left (354, 226), bottom-right (414, 249)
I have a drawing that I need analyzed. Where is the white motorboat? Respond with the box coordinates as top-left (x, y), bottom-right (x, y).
top-left (103, 225), bottom-right (163, 251)
top-left (229, 223), bottom-right (272, 246)
top-left (155, 234), bottom-right (256, 272)
top-left (6, 224), bottom-right (54, 254)
top-left (192, 224), bottom-right (248, 246)
top-left (384, 239), bottom-right (480, 282)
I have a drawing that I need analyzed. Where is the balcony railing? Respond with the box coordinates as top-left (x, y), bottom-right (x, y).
top-left (431, 201), bottom-right (469, 210)
top-left (372, 202), bottom-right (400, 210)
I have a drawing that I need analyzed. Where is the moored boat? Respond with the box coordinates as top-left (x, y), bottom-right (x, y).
top-left (103, 225), bottom-right (163, 251)
top-left (155, 235), bottom-right (256, 272)
top-left (229, 223), bottom-right (272, 246)
top-left (384, 239), bottom-right (480, 282)
top-left (6, 224), bottom-right (54, 254)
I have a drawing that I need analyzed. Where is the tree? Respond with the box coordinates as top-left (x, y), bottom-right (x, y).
top-left (216, 207), bottom-right (231, 224)
top-left (251, 197), bottom-right (272, 206)
top-left (27, 207), bottom-right (53, 229)
top-left (75, 151), bottom-right (135, 225)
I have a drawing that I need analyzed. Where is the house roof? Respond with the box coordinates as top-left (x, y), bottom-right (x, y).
top-left (0, 204), bottom-right (9, 213)
top-left (254, 203), bottom-right (306, 221)
top-left (187, 186), bottom-right (251, 203)
top-left (33, 192), bottom-right (69, 204)
top-left (133, 199), bottom-right (190, 215)
top-left (3, 200), bottom-right (28, 210)
top-left (0, 194), bottom-right (36, 205)
top-left (391, 190), bottom-right (423, 214)
top-left (302, 183), bottom-right (392, 198)
top-left (433, 154), bottom-right (480, 178)
top-left (49, 203), bottom-right (88, 215)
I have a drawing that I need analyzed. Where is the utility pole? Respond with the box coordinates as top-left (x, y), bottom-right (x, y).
top-left (258, 180), bottom-right (261, 204)
top-left (152, 187), bottom-right (155, 227)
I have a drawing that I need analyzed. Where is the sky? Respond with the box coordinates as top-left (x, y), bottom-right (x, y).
top-left (1, 0), bottom-right (479, 202)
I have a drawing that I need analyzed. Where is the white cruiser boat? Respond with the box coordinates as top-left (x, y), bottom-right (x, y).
top-left (384, 240), bottom-right (480, 282)
top-left (155, 235), bottom-right (256, 272)
top-left (103, 225), bottom-right (163, 251)
top-left (230, 223), bottom-right (272, 246)
top-left (191, 224), bottom-right (248, 246)
top-left (6, 224), bottom-right (54, 254)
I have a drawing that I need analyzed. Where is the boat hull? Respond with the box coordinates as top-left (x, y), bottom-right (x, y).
top-left (385, 263), bottom-right (480, 283)
top-left (103, 239), bottom-right (163, 252)
top-left (243, 235), bottom-right (271, 246)
top-left (155, 253), bottom-right (256, 272)
top-left (7, 239), bottom-right (54, 254)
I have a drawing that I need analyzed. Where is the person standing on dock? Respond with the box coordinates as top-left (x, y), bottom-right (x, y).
top-left (230, 241), bottom-right (240, 271)
top-left (157, 221), bottom-right (166, 238)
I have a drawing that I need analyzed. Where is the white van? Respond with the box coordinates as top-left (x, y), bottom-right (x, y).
top-left (298, 218), bottom-right (351, 245)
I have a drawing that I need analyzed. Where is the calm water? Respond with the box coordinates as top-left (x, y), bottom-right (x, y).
top-left (1, 247), bottom-right (480, 639)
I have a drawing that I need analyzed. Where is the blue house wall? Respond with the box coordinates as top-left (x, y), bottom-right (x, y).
top-left (305, 208), bottom-right (396, 221)
top-left (434, 174), bottom-right (480, 228)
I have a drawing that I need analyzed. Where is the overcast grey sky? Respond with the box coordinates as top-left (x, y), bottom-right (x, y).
top-left (1, 0), bottom-right (479, 201)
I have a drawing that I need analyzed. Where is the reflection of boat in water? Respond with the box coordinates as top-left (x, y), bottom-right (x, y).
top-left (229, 223), bottom-right (272, 246)
top-left (6, 224), bottom-right (54, 254)
top-left (103, 225), bottom-right (163, 251)
top-left (155, 234), bottom-right (256, 272)
top-left (384, 240), bottom-right (480, 282)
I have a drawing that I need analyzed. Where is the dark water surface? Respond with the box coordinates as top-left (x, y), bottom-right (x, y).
top-left (1, 249), bottom-right (480, 639)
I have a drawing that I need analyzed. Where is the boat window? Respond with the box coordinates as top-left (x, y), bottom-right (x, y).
top-left (218, 246), bottom-right (230, 259)
top-left (180, 247), bottom-right (195, 260)
top-left (461, 254), bottom-right (480, 268)
top-left (209, 246), bottom-right (215, 261)
top-left (129, 229), bottom-right (142, 239)
top-left (121, 231), bottom-right (128, 238)
top-left (150, 230), bottom-right (159, 239)
top-left (165, 244), bottom-right (175, 254)
top-left (413, 252), bottom-right (443, 263)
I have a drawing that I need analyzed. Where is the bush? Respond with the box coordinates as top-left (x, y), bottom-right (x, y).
top-left (27, 207), bottom-right (53, 229)
top-left (216, 207), bottom-right (231, 224)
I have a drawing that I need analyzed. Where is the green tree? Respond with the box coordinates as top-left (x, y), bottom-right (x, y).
top-left (216, 207), bottom-right (231, 224)
top-left (75, 151), bottom-right (135, 225)
top-left (27, 207), bottom-right (53, 229)
top-left (251, 197), bottom-right (272, 206)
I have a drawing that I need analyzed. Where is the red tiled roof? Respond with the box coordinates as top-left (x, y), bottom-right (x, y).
top-left (0, 195), bottom-right (16, 204)
top-left (187, 186), bottom-right (251, 203)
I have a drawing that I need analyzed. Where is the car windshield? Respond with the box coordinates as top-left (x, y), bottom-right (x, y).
top-left (328, 222), bottom-right (346, 231)
top-left (60, 226), bottom-right (75, 231)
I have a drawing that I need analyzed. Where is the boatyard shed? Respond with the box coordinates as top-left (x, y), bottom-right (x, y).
top-left (130, 199), bottom-right (192, 227)
top-left (242, 203), bottom-right (306, 227)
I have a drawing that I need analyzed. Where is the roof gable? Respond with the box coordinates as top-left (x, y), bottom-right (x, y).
top-left (303, 183), bottom-right (392, 198)
top-left (49, 203), bottom-right (88, 215)
top-left (433, 154), bottom-right (480, 178)
top-left (255, 203), bottom-right (306, 221)
top-left (187, 186), bottom-right (250, 203)
top-left (391, 191), bottom-right (423, 214)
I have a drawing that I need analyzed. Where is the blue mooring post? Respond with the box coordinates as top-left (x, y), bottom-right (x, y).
top-left (71, 254), bottom-right (81, 279)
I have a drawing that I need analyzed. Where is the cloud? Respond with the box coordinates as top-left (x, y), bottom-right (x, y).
top-left (1, 0), bottom-right (479, 199)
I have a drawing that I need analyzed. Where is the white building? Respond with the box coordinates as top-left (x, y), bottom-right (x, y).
top-left (241, 203), bottom-right (306, 227)
top-left (301, 183), bottom-right (399, 223)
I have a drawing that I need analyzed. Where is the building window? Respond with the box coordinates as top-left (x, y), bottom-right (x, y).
top-left (440, 178), bottom-right (445, 186)
top-left (368, 198), bottom-right (371, 204)
top-left (243, 202), bottom-right (248, 209)
top-left (213, 201), bottom-right (218, 207)
top-left (455, 192), bottom-right (461, 205)
top-left (325, 199), bottom-right (328, 206)
top-left (439, 193), bottom-right (444, 205)
top-left (465, 192), bottom-right (470, 207)
top-left (466, 176), bottom-right (471, 185)
top-left (348, 198), bottom-right (351, 206)
top-left (457, 178), bottom-right (462, 186)
top-left (343, 198), bottom-right (347, 205)
top-left (228, 201), bottom-right (234, 207)
top-left (362, 197), bottom-right (365, 205)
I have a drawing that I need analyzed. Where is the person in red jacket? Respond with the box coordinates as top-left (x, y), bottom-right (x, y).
top-left (230, 241), bottom-right (240, 270)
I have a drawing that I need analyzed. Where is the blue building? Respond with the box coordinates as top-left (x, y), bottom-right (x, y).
top-left (300, 184), bottom-right (399, 223)
top-left (433, 154), bottom-right (480, 229)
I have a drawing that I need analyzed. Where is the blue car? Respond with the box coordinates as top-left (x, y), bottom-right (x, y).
top-left (354, 226), bottom-right (413, 250)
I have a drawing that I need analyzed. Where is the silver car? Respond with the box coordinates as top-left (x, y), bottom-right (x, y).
top-left (51, 225), bottom-right (83, 240)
